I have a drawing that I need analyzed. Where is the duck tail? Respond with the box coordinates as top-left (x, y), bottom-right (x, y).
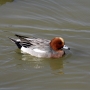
top-left (15, 34), bottom-right (28, 38)
top-left (9, 37), bottom-right (22, 49)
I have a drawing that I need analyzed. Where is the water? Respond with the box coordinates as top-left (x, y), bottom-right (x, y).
top-left (0, 0), bottom-right (90, 90)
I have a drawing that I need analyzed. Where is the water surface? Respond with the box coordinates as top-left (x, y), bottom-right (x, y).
top-left (0, 0), bottom-right (90, 90)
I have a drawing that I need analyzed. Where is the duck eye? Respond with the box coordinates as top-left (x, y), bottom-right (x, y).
top-left (58, 42), bottom-right (62, 44)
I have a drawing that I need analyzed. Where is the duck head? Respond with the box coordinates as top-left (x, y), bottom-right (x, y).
top-left (50, 37), bottom-right (70, 51)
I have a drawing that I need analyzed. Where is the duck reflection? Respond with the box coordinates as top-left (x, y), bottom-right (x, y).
top-left (49, 59), bottom-right (64, 75)
top-left (21, 54), bottom-right (64, 72)
top-left (0, 0), bottom-right (13, 5)
top-left (49, 59), bottom-right (63, 70)
top-left (21, 54), bottom-right (44, 69)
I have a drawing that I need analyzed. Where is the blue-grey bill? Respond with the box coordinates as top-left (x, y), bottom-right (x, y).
top-left (63, 45), bottom-right (70, 50)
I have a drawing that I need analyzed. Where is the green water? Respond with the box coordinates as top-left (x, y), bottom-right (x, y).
top-left (0, 0), bottom-right (90, 90)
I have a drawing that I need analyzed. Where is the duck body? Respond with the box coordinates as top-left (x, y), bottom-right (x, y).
top-left (9, 34), bottom-right (70, 58)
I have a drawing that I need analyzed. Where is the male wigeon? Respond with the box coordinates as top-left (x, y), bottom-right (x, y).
top-left (9, 34), bottom-right (70, 58)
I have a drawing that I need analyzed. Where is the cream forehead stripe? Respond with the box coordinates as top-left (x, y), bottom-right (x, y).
top-left (59, 37), bottom-right (64, 43)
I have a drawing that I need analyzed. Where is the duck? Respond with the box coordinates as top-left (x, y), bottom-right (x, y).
top-left (9, 34), bottom-right (70, 58)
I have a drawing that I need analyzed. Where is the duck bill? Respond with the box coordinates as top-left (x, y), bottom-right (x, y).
top-left (63, 45), bottom-right (70, 50)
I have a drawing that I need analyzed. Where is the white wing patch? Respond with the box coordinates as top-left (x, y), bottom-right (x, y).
top-left (33, 48), bottom-right (46, 53)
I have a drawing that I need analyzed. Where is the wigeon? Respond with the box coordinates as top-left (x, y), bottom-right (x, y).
top-left (9, 34), bottom-right (70, 58)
